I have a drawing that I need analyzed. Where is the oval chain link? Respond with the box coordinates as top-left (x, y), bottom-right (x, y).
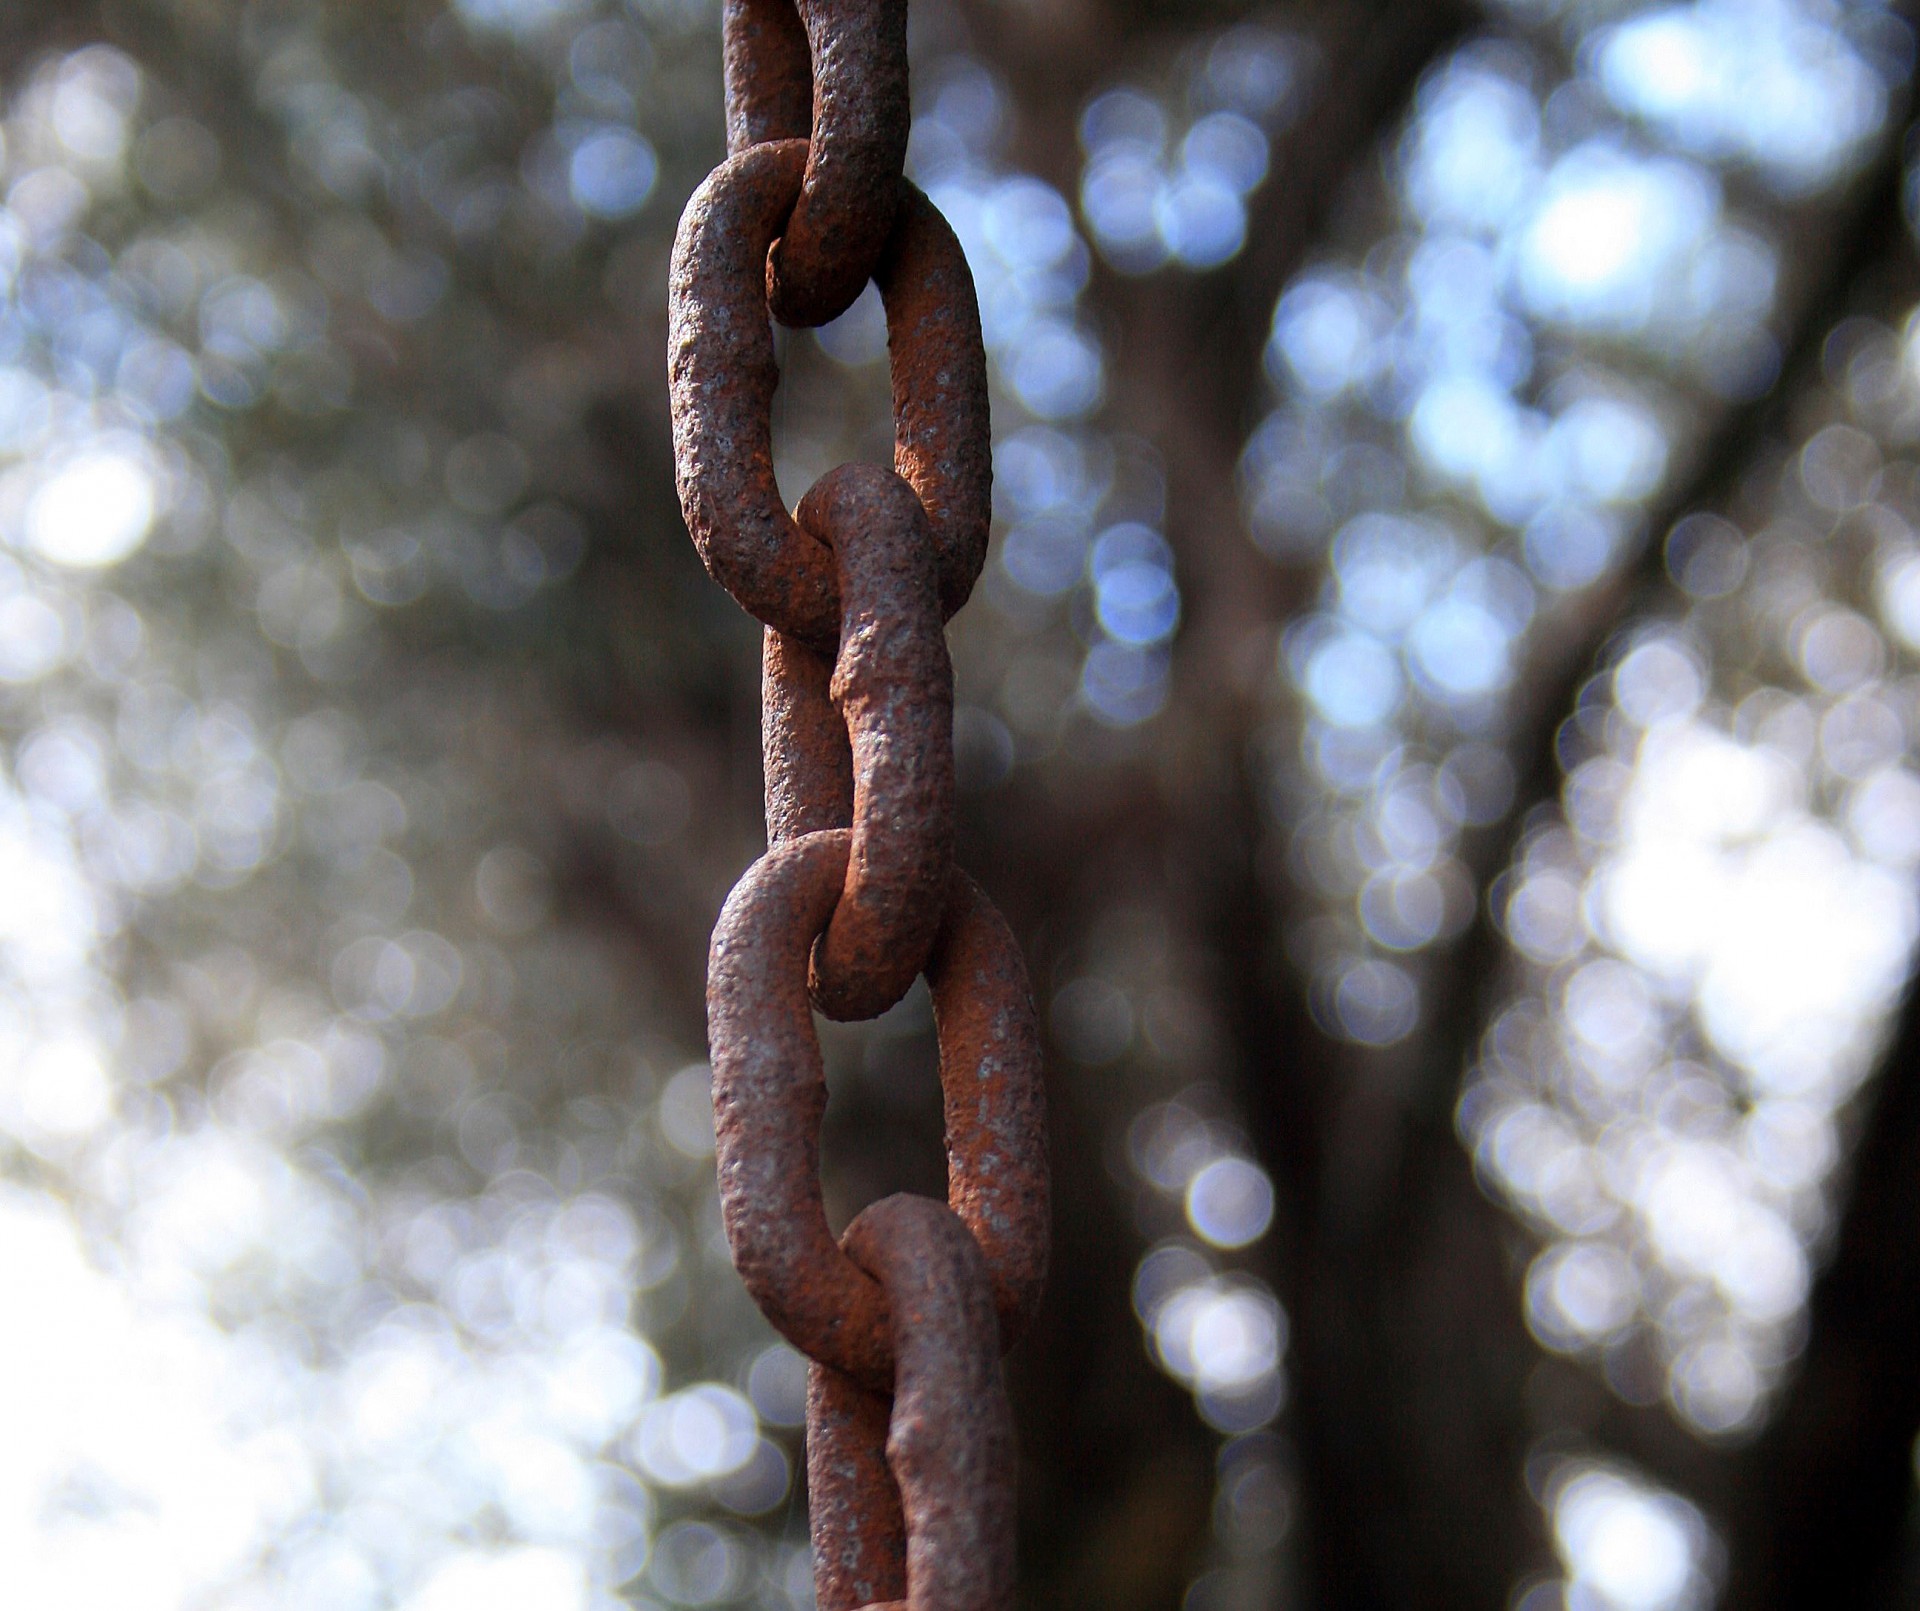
top-left (721, 0), bottom-right (910, 327)
top-left (668, 5), bottom-right (1048, 1607)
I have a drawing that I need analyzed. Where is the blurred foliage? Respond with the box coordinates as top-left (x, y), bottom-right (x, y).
top-left (4, 2), bottom-right (1920, 1610)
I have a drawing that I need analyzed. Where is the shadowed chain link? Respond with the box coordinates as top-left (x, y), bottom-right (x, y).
top-left (668, 6), bottom-right (1048, 1607)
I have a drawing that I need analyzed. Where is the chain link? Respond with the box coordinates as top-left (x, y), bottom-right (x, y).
top-left (669, 5), bottom-right (1048, 1605)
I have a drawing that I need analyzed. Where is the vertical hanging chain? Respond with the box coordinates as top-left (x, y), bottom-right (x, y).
top-left (668, 5), bottom-right (1049, 1607)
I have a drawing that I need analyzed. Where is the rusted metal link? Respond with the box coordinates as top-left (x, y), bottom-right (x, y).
top-left (668, 141), bottom-right (990, 656)
top-left (926, 871), bottom-right (1048, 1348)
top-left (722, 0), bottom-right (811, 152)
top-left (759, 470), bottom-right (954, 1022)
top-left (875, 183), bottom-right (993, 623)
top-left (721, 0), bottom-right (910, 326)
top-left (762, 627), bottom-right (852, 843)
top-left (762, 625), bottom-right (1048, 1335)
top-left (809, 1194), bottom-right (1017, 1611)
top-left (798, 463), bottom-right (952, 1020)
top-left (706, 830), bottom-right (1048, 1389)
top-left (851, 1196), bottom-right (1016, 1611)
top-left (807, 1360), bottom-right (905, 1608)
top-left (685, 7), bottom-right (1040, 1595)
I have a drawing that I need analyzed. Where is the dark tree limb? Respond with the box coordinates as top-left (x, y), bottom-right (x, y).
top-left (1717, 966), bottom-right (1920, 1607)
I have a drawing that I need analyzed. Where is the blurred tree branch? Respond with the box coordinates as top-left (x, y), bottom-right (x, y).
top-left (5, 3), bottom-right (1918, 1605)
top-left (1719, 971), bottom-right (1920, 1607)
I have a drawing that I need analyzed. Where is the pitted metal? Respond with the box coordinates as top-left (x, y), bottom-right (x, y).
top-left (803, 465), bottom-right (953, 1019)
top-left (671, 9), bottom-right (1044, 1605)
top-left (668, 145), bottom-right (990, 657)
top-left (807, 1359), bottom-right (907, 1608)
top-left (761, 626), bottom-right (852, 844)
top-left (706, 830), bottom-right (1048, 1387)
top-left (842, 1194), bottom-right (1016, 1611)
top-left (722, 0), bottom-right (812, 152)
top-left (800, 1196), bottom-right (1017, 1611)
top-left (722, 0), bottom-right (910, 326)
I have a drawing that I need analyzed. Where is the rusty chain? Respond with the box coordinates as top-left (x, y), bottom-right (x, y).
top-left (668, 3), bottom-right (1049, 1605)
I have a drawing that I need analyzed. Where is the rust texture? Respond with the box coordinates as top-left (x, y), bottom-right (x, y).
top-left (762, 627), bottom-right (852, 843)
top-left (803, 1199), bottom-right (1018, 1611)
top-left (875, 184), bottom-right (992, 621)
top-left (760, 635), bottom-right (1048, 1324)
top-left (720, 0), bottom-right (909, 327)
top-left (669, 150), bottom-right (990, 656)
top-left (845, 1194), bottom-right (1017, 1611)
top-left (722, 0), bottom-right (811, 152)
top-left (797, 463), bottom-right (953, 1021)
top-left (708, 830), bottom-right (892, 1386)
top-left (706, 831), bottom-right (1048, 1389)
top-left (670, 141), bottom-right (838, 652)
top-left (808, 1361), bottom-right (907, 1609)
top-left (928, 870), bottom-right (1049, 1348)
top-left (772, 0), bottom-right (909, 327)
top-left (673, 6), bottom-right (1041, 1602)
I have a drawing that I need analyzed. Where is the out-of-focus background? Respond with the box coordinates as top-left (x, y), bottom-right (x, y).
top-left (4, 0), bottom-right (1920, 1606)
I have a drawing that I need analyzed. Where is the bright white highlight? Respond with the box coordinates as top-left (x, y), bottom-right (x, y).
top-left (1552, 1465), bottom-right (1705, 1611)
top-left (1597, 2), bottom-right (1889, 193)
top-left (1518, 145), bottom-right (1717, 331)
top-left (1185, 1157), bottom-right (1276, 1249)
top-left (26, 446), bottom-right (158, 569)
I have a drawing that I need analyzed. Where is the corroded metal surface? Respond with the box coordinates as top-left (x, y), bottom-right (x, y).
top-left (708, 829), bottom-right (892, 1387)
top-left (668, 151), bottom-right (989, 656)
top-left (722, 0), bottom-right (909, 326)
top-left (722, 0), bottom-right (811, 152)
top-left (796, 463), bottom-right (953, 1022)
top-left (772, 0), bottom-right (909, 327)
top-left (762, 626), bottom-right (852, 843)
top-left (670, 141), bottom-right (837, 652)
top-left (846, 1194), bottom-right (1017, 1611)
top-left (671, 7), bottom-right (1042, 1603)
top-left (706, 831), bottom-right (1048, 1387)
top-left (874, 184), bottom-right (992, 621)
top-left (808, 1361), bottom-right (907, 1609)
top-left (805, 1200), bottom-right (1016, 1611)
top-left (927, 870), bottom-right (1048, 1349)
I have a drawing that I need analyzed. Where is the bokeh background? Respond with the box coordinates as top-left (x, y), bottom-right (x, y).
top-left (4, 0), bottom-right (1920, 1606)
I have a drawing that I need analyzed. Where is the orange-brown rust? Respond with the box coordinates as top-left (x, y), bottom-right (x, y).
top-left (668, 151), bottom-right (989, 656)
top-left (684, 12), bottom-right (1039, 1597)
top-left (844, 1195), bottom-right (1017, 1611)
top-left (769, 0), bottom-right (910, 327)
top-left (876, 185), bottom-right (992, 621)
top-left (763, 627), bottom-right (852, 844)
top-left (929, 871), bottom-right (1049, 1349)
top-left (707, 833), bottom-right (1048, 1388)
top-left (722, 0), bottom-right (812, 152)
top-left (723, 0), bottom-right (909, 326)
top-left (808, 1360), bottom-right (907, 1609)
top-left (798, 464), bottom-right (953, 1020)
